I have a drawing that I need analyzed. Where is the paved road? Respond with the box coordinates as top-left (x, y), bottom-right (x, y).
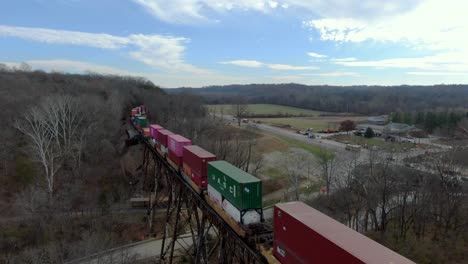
top-left (67, 235), bottom-right (194, 264)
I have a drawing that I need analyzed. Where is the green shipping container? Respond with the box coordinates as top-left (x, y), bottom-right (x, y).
top-left (137, 116), bottom-right (148, 127)
top-left (208, 161), bottom-right (262, 210)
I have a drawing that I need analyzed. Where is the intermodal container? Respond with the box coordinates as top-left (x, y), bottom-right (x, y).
top-left (273, 202), bottom-right (414, 264)
top-left (207, 161), bottom-right (262, 210)
top-left (222, 199), bottom-right (261, 225)
top-left (137, 116), bottom-right (148, 127)
top-left (142, 127), bottom-right (150, 137)
top-left (131, 109), bottom-right (137, 117)
top-left (156, 129), bottom-right (174, 148)
top-left (167, 135), bottom-right (192, 166)
top-left (183, 145), bottom-right (216, 189)
top-left (207, 185), bottom-right (222, 207)
top-left (149, 124), bottom-right (163, 139)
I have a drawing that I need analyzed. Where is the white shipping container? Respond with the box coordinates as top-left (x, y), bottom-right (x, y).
top-left (222, 199), bottom-right (261, 225)
top-left (161, 145), bottom-right (168, 154)
top-left (208, 185), bottom-right (222, 207)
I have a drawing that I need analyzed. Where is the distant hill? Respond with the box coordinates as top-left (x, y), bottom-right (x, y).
top-left (168, 83), bottom-right (468, 115)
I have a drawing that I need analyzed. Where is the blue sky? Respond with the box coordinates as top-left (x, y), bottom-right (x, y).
top-left (1, 0), bottom-right (468, 88)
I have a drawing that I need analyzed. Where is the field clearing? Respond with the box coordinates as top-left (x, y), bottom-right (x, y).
top-left (253, 116), bottom-right (368, 131)
top-left (207, 104), bottom-right (324, 116)
top-left (330, 134), bottom-right (417, 151)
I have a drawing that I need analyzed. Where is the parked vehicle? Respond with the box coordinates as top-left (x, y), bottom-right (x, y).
top-left (345, 144), bottom-right (361, 151)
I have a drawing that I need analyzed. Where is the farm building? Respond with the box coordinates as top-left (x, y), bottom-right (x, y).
top-left (383, 122), bottom-right (416, 136)
top-left (367, 115), bottom-right (388, 125)
top-left (357, 122), bottom-right (415, 137)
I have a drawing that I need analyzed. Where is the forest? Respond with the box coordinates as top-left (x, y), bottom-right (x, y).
top-left (170, 83), bottom-right (468, 115)
top-left (0, 67), bottom-right (261, 263)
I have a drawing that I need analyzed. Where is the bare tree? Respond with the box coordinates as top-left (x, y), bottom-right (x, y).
top-left (281, 149), bottom-right (312, 201)
top-left (316, 148), bottom-right (336, 196)
top-left (15, 108), bottom-right (62, 197)
top-left (230, 96), bottom-right (249, 127)
top-left (15, 95), bottom-right (95, 197)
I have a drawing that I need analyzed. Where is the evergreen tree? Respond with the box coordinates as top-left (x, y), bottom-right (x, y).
top-left (364, 127), bottom-right (375, 138)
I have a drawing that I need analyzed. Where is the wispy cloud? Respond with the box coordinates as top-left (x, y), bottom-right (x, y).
top-left (331, 57), bottom-right (356, 62)
top-left (0, 25), bottom-right (205, 73)
top-left (407, 71), bottom-right (468, 76)
top-left (307, 52), bottom-right (327, 58)
top-left (132, 0), bottom-right (418, 24)
top-left (220, 60), bottom-right (264, 68)
top-left (302, 72), bottom-right (359, 77)
top-left (132, 0), bottom-right (287, 24)
top-left (221, 60), bottom-right (318, 70)
top-left (334, 52), bottom-right (468, 72)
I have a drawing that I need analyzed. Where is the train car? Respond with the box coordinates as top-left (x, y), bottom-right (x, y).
top-left (182, 145), bottom-right (216, 194)
top-left (142, 127), bottom-right (151, 138)
top-left (167, 134), bottom-right (192, 171)
top-left (156, 129), bottom-right (174, 157)
top-left (149, 124), bottom-right (164, 146)
top-left (136, 116), bottom-right (148, 128)
top-left (206, 160), bottom-right (263, 237)
top-left (273, 202), bottom-right (414, 264)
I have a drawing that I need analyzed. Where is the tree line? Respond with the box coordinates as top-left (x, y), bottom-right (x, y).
top-left (170, 83), bottom-right (468, 115)
top-left (390, 111), bottom-right (467, 133)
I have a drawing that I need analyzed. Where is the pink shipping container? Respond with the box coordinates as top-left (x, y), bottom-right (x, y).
top-left (156, 129), bottom-right (174, 148)
top-left (149, 124), bottom-right (164, 139)
top-left (273, 202), bottom-right (414, 264)
top-left (167, 135), bottom-right (192, 157)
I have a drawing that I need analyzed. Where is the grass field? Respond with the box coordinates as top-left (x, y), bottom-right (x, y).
top-left (253, 116), bottom-right (368, 131)
top-left (276, 135), bottom-right (331, 157)
top-left (207, 104), bottom-right (324, 116)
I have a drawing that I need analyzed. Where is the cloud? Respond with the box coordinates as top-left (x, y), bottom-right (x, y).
top-left (303, 0), bottom-right (468, 74)
top-left (331, 57), bottom-right (356, 62)
top-left (0, 25), bottom-right (205, 73)
top-left (307, 52), bottom-right (327, 58)
top-left (220, 60), bottom-right (264, 68)
top-left (132, 0), bottom-right (417, 24)
top-left (334, 52), bottom-right (468, 72)
top-left (267, 64), bottom-right (318, 70)
top-left (303, 0), bottom-right (468, 52)
top-left (132, 0), bottom-right (288, 24)
top-left (0, 25), bottom-right (128, 49)
top-left (221, 60), bottom-right (318, 70)
top-left (302, 72), bottom-right (359, 77)
top-left (407, 71), bottom-right (468, 76)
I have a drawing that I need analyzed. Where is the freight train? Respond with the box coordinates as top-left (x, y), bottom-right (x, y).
top-left (130, 105), bottom-right (414, 264)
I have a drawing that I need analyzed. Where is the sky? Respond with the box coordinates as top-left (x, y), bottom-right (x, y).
top-left (1, 0), bottom-right (468, 88)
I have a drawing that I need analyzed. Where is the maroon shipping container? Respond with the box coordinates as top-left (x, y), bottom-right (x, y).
top-left (274, 202), bottom-right (414, 264)
top-left (182, 145), bottom-right (216, 189)
top-left (168, 149), bottom-right (183, 167)
top-left (156, 129), bottom-right (174, 148)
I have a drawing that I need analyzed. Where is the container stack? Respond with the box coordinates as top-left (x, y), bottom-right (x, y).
top-left (182, 145), bottom-right (216, 189)
top-left (207, 161), bottom-right (262, 225)
top-left (167, 135), bottom-right (192, 167)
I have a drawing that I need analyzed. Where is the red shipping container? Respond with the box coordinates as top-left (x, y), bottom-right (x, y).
top-left (142, 127), bottom-right (150, 137)
top-left (131, 109), bottom-right (137, 117)
top-left (168, 149), bottom-right (183, 166)
top-left (183, 145), bottom-right (216, 189)
top-left (274, 202), bottom-right (414, 264)
top-left (149, 124), bottom-right (164, 139)
top-left (167, 135), bottom-right (192, 157)
top-left (156, 129), bottom-right (174, 147)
